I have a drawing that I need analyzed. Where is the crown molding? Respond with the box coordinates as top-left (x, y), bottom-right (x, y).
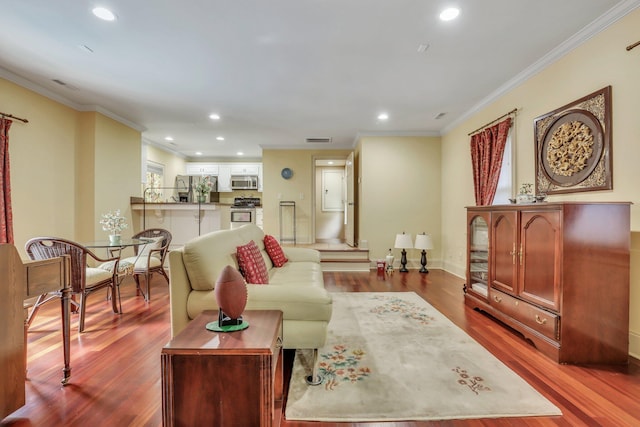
top-left (352, 130), bottom-right (440, 146)
top-left (0, 66), bottom-right (146, 133)
top-left (142, 137), bottom-right (187, 159)
top-left (441, 0), bottom-right (640, 136)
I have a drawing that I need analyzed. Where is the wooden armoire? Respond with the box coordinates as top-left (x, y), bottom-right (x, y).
top-left (465, 202), bottom-right (630, 364)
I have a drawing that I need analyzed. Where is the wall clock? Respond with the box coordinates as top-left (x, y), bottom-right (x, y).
top-left (281, 167), bottom-right (293, 180)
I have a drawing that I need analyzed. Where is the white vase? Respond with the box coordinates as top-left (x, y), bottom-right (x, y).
top-left (386, 250), bottom-right (395, 271)
top-left (109, 234), bottom-right (121, 245)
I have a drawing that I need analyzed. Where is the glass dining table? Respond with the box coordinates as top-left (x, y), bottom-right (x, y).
top-left (83, 238), bottom-right (152, 312)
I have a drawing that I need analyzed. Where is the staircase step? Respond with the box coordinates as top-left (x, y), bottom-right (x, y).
top-left (318, 249), bottom-right (370, 261)
top-left (321, 258), bottom-right (371, 272)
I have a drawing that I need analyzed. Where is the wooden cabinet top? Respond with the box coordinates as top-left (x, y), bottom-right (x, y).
top-left (162, 310), bottom-right (282, 355)
top-left (466, 201), bottom-right (631, 211)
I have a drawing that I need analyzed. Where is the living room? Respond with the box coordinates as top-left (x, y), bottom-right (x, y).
top-left (2, 2), bottom-right (640, 425)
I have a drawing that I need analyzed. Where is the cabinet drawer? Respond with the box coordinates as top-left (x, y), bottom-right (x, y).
top-left (490, 289), bottom-right (559, 341)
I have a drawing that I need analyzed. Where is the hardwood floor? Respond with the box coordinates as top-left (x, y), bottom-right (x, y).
top-left (2, 269), bottom-right (639, 426)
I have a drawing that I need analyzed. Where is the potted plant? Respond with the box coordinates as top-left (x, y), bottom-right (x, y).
top-left (194, 176), bottom-right (213, 203)
top-left (99, 209), bottom-right (128, 245)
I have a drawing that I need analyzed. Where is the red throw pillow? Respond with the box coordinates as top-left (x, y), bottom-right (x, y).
top-left (264, 235), bottom-right (288, 267)
top-left (236, 240), bottom-right (269, 284)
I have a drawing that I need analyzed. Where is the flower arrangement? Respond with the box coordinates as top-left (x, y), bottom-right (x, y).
top-left (518, 183), bottom-right (533, 195)
top-left (195, 176), bottom-right (213, 195)
top-left (99, 209), bottom-right (128, 235)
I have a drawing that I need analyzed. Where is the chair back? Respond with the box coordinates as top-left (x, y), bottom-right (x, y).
top-left (133, 228), bottom-right (172, 263)
top-left (25, 237), bottom-right (88, 294)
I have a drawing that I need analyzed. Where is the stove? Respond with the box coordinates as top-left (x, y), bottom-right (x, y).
top-left (232, 197), bottom-right (261, 208)
top-left (230, 197), bottom-right (260, 229)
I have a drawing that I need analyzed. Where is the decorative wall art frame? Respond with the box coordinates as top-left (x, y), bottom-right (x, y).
top-left (534, 86), bottom-right (612, 195)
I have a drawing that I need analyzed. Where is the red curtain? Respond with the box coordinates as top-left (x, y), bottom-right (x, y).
top-left (470, 117), bottom-right (511, 206)
top-left (0, 118), bottom-right (14, 244)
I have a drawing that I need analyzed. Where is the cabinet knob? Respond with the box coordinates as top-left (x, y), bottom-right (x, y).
top-left (535, 315), bottom-right (547, 325)
top-left (493, 295), bottom-right (502, 303)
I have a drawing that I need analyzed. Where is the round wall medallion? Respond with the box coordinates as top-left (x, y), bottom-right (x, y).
top-left (540, 109), bottom-right (603, 187)
top-left (281, 167), bottom-right (293, 179)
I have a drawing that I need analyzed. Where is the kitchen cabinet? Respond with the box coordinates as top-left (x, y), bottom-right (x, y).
top-left (185, 163), bottom-right (218, 175)
top-left (185, 163), bottom-right (262, 192)
top-left (230, 164), bottom-right (260, 175)
top-left (465, 202), bottom-right (630, 364)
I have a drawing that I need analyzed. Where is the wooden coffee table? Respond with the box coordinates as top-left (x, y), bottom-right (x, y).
top-left (161, 310), bottom-right (283, 427)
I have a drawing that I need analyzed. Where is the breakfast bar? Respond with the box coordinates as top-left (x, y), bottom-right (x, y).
top-left (131, 201), bottom-right (222, 249)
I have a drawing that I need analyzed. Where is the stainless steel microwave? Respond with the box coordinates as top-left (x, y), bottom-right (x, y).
top-left (231, 175), bottom-right (258, 190)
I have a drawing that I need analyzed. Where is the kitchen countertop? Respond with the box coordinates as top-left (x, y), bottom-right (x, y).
top-left (131, 202), bottom-right (221, 210)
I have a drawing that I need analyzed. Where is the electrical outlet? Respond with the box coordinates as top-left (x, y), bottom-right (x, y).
top-left (277, 193), bottom-right (282, 199)
top-left (299, 192), bottom-right (304, 200)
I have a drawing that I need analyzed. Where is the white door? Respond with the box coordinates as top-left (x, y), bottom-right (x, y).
top-left (345, 152), bottom-right (355, 247)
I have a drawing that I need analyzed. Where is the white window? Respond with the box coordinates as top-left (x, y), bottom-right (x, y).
top-left (145, 161), bottom-right (165, 202)
top-left (492, 130), bottom-right (513, 205)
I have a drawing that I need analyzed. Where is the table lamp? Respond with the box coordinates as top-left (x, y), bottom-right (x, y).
top-left (394, 232), bottom-right (413, 272)
top-left (414, 232), bottom-right (434, 274)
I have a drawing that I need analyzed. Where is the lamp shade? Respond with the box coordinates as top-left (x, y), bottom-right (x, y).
top-left (394, 233), bottom-right (413, 249)
top-left (414, 233), bottom-right (433, 250)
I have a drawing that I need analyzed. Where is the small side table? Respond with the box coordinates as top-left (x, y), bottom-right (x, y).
top-left (161, 310), bottom-right (283, 427)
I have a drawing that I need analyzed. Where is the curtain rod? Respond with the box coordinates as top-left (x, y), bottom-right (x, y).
top-left (627, 40), bottom-right (640, 51)
top-left (0, 112), bottom-right (29, 123)
top-left (468, 108), bottom-right (518, 136)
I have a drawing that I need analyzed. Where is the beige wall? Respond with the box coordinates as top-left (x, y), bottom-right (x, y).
top-left (262, 149), bottom-right (351, 243)
top-left (441, 9), bottom-right (640, 357)
top-left (1, 78), bottom-right (142, 256)
top-left (357, 136), bottom-right (441, 266)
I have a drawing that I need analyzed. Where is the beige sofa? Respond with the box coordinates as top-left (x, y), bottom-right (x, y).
top-left (168, 224), bottom-right (333, 382)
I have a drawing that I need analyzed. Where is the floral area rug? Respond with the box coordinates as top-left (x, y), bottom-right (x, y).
top-left (285, 292), bottom-right (561, 422)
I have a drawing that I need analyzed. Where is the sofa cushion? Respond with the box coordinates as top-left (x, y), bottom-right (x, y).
top-left (236, 240), bottom-right (269, 284)
top-left (264, 235), bottom-right (288, 267)
top-left (183, 228), bottom-right (246, 291)
top-left (139, 236), bottom-right (163, 259)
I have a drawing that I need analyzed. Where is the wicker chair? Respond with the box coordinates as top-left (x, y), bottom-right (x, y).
top-left (25, 237), bottom-right (120, 333)
top-left (120, 228), bottom-right (171, 301)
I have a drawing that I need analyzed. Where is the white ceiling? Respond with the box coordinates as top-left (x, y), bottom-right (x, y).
top-left (0, 0), bottom-right (636, 160)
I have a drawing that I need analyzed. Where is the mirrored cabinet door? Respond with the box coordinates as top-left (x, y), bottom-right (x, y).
top-left (467, 212), bottom-right (489, 300)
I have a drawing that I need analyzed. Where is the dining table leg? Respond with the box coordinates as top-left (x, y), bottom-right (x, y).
top-left (60, 282), bottom-right (71, 385)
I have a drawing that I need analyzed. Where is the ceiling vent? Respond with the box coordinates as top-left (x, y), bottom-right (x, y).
top-left (51, 79), bottom-right (78, 90)
top-left (305, 137), bottom-right (332, 144)
top-left (434, 112), bottom-right (447, 119)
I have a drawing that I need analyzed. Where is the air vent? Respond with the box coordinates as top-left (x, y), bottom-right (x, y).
top-left (434, 112), bottom-right (447, 119)
top-left (51, 79), bottom-right (78, 90)
top-left (305, 137), bottom-right (332, 144)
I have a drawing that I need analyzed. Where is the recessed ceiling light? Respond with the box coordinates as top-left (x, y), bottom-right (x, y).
top-left (92, 7), bottom-right (116, 21)
top-left (237, 152), bottom-right (244, 156)
top-left (164, 136), bottom-right (174, 141)
top-left (216, 136), bottom-right (225, 141)
top-left (439, 7), bottom-right (460, 21)
top-left (195, 152), bottom-right (203, 156)
top-left (209, 113), bottom-right (221, 120)
top-left (328, 161), bottom-right (334, 165)
top-left (378, 113), bottom-right (389, 121)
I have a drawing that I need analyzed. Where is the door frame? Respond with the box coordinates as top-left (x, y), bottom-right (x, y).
top-left (311, 154), bottom-right (355, 245)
